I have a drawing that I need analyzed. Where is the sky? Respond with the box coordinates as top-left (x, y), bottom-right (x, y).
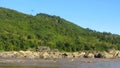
top-left (0, 0), bottom-right (120, 34)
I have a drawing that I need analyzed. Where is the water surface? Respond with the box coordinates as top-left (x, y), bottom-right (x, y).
top-left (1, 62), bottom-right (120, 68)
top-left (58, 58), bottom-right (120, 68)
top-left (0, 65), bottom-right (57, 68)
top-left (0, 58), bottom-right (120, 68)
top-left (76, 61), bottom-right (120, 68)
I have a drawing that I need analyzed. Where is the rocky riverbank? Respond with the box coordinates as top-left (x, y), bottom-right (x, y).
top-left (0, 49), bottom-right (120, 59)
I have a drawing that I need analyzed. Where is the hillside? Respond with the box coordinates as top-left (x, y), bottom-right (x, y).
top-left (0, 7), bottom-right (120, 52)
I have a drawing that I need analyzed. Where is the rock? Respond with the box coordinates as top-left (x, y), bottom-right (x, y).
top-left (49, 52), bottom-right (62, 58)
top-left (80, 52), bottom-right (86, 57)
top-left (117, 52), bottom-right (120, 58)
top-left (84, 53), bottom-right (94, 58)
top-left (72, 52), bottom-right (85, 58)
top-left (0, 52), bottom-right (18, 58)
top-left (94, 52), bottom-right (103, 58)
top-left (106, 49), bottom-right (120, 58)
top-left (66, 53), bottom-right (74, 58)
top-left (87, 53), bottom-right (94, 58)
top-left (112, 50), bottom-right (120, 58)
top-left (13, 51), bottom-right (38, 59)
top-left (14, 52), bottom-right (24, 58)
top-left (24, 51), bottom-right (35, 59)
top-left (41, 52), bottom-right (50, 59)
top-left (106, 49), bottom-right (115, 54)
top-left (102, 51), bottom-right (114, 59)
top-left (62, 53), bottom-right (68, 58)
top-left (59, 52), bottom-right (70, 58)
top-left (1, 50), bottom-right (120, 59)
top-left (36, 46), bottom-right (51, 52)
top-left (19, 51), bottom-right (26, 56)
top-left (51, 49), bottom-right (59, 52)
top-left (33, 52), bottom-right (40, 58)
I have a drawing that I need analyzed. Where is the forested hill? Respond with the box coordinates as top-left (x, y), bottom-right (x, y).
top-left (0, 7), bottom-right (120, 52)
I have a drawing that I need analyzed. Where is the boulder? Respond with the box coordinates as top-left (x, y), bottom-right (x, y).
top-left (94, 52), bottom-right (103, 58)
top-left (72, 52), bottom-right (85, 58)
top-left (102, 51), bottom-right (114, 59)
top-left (18, 51), bottom-right (26, 56)
top-left (14, 52), bottom-right (24, 58)
top-left (88, 53), bottom-right (94, 58)
top-left (62, 53), bottom-right (69, 58)
top-left (66, 53), bottom-right (74, 58)
top-left (106, 49), bottom-right (120, 58)
top-left (84, 53), bottom-right (94, 58)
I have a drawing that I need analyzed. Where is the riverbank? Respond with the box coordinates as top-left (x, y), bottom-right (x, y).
top-left (0, 50), bottom-right (120, 67)
top-left (0, 49), bottom-right (120, 59)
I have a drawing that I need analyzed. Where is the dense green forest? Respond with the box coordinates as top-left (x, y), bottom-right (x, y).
top-left (0, 7), bottom-right (120, 52)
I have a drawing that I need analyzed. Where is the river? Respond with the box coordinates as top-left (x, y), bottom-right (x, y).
top-left (59, 61), bottom-right (120, 68)
top-left (58, 58), bottom-right (120, 68)
top-left (0, 66), bottom-right (57, 68)
top-left (1, 61), bottom-right (120, 68)
top-left (0, 58), bottom-right (120, 68)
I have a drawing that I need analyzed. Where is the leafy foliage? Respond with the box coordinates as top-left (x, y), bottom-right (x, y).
top-left (0, 7), bottom-right (120, 51)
